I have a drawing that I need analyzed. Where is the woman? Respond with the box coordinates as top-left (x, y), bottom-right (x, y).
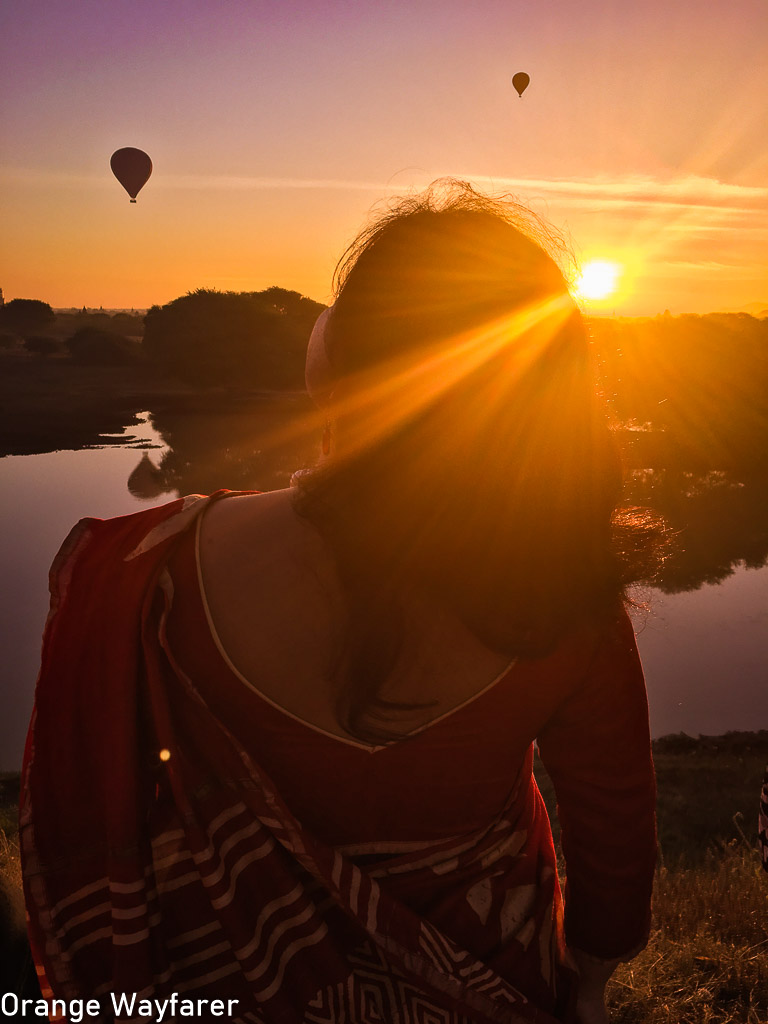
top-left (21, 182), bottom-right (657, 1024)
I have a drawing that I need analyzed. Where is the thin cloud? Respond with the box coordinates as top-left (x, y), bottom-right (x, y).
top-left (470, 174), bottom-right (767, 215)
top-left (656, 259), bottom-right (766, 272)
top-left (4, 167), bottom-right (766, 216)
top-left (160, 172), bottom-right (768, 218)
top-left (158, 175), bottom-right (391, 192)
top-left (662, 222), bottom-right (768, 234)
top-left (0, 168), bottom-right (392, 192)
top-left (1, 168), bottom-right (109, 188)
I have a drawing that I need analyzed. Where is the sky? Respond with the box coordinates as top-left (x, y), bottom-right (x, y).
top-left (1, 0), bottom-right (766, 315)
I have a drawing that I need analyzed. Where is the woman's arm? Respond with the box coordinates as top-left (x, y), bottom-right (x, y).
top-left (537, 608), bottom-right (657, 964)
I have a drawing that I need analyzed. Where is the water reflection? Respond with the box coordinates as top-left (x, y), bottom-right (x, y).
top-left (620, 451), bottom-right (768, 591)
top-left (127, 397), bottom-right (321, 498)
top-left (126, 405), bottom-right (768, 595)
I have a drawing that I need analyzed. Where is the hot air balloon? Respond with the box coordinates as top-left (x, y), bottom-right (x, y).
top-left (110, 148), bottom-right (152, 202)
top-left (512, 72), bottom-right (530, 98)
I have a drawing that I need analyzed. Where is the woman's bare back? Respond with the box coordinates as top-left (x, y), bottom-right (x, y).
top-left (197, 489), bottom-right (514, 741)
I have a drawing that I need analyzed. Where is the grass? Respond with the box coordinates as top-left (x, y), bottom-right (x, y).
top-left (0, 773), bottom-right (21, 872)
top-left (1, 774), bottom-right (27, 994)
top-left (1, 826), bottom-right (23, 929)
top-left (3, 738), bottom-right (768, 1020)
top-left (533, 732), bottom-right (768, 1022)
top-left (1, 773), bottom-right (24, 942)
top-left (609, 842), bottom-right (768, 1023)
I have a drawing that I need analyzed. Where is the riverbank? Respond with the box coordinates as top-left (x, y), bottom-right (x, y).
top-left (0, 353), bottom-right (306, 457)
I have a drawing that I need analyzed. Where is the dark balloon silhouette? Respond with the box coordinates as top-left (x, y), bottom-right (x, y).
top-left (110, 148), bottom-right (152, 202)
top-left (512, 72), bottom-right (530, 98)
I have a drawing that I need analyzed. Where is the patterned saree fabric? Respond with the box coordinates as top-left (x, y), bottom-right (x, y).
top-left (21, 492), bottom-right (575, 1024)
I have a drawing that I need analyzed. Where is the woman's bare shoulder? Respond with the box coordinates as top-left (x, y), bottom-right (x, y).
top-left (196, 488), bottom-right (343, 674)
top-left (200, 488), bottom-right (324, 566)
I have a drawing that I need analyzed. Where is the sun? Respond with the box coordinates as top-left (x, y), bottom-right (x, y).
top-left (574, 260), bottom-right (622, 302)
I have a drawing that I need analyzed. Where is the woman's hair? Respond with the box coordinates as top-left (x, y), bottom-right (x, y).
top-left (294, 179), bottom-right (659, 742)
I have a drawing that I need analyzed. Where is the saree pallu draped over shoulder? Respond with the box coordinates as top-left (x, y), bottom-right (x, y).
top-left (21, 492), bottom-right (576, 1023)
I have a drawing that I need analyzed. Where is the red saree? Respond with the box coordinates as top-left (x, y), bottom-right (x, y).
top-left (21, 491), bottom-right (577, 1023)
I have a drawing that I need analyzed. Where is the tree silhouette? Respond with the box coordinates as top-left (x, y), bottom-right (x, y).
top-left (0, 299), bottom-right (55, 336)
top-left (142, 288), bottom-right (326, 389)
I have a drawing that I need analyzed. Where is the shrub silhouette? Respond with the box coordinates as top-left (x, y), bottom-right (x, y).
top-left (23, 336), bottom-right (63, 356)
top-left (65, 327), bottom-right (141, 365)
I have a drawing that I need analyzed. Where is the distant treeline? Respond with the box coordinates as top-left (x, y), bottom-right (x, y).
top-left (0, 298), bottom-right (146, 365)
top-left (0, 289), bottom-right (327, 388)
top-left (2, 295), bottom-right (766, 439)
top-left (589, 313), bottom-right (768, 471)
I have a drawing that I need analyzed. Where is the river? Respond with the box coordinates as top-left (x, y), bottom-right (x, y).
top-left (2, 410), bottom-right (767, 771)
